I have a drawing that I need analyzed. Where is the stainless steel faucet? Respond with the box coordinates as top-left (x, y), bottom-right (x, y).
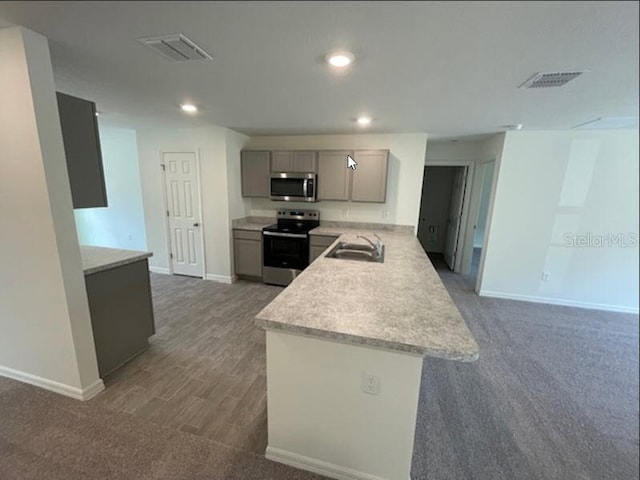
top-left (357, 234), bottom-right (383, 256)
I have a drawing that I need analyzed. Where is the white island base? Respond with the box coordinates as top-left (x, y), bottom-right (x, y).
top-left (265, 330), bottom-right (424, 480)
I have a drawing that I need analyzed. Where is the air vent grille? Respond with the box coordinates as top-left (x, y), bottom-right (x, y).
top-left (138, 34), bottom-right (213, 62)
top-left (520, 71), bottom-right (583, 89)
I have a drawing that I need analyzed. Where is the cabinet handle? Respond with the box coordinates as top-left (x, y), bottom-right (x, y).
top-left (193, 222), bottom-right (200, 227)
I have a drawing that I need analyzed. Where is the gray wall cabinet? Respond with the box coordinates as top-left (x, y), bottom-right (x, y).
top-left (317, 150), bottom-right (351, 201)
top-left (233, 229), bottom-right (262, 279)
top-left (271, 151), bottom-right (318, 173)
top-left (56, 92), bottom-right (108, 209)
top-left (241, 151), bottom-right (271, 197)
top-left (351, 150), bottom-right (389, 203)
top-left (85, 259), bottom-right (155, 377)
top-left (240, 149), bottom-right (388, 203)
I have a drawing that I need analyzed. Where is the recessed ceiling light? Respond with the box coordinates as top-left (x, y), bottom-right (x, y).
top-left (180, 103), bottom-right (198, 113)
top-left (327, 51), bottom-right (354, 68)
top-left (356, 116), bottom-right (372, 126)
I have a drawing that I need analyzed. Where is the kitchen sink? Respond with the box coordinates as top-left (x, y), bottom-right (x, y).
top-left (325, 242), bottom-right (385, 263)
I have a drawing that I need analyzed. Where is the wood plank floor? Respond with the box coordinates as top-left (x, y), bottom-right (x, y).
top-left (90, 274), bottom-right (283, 454)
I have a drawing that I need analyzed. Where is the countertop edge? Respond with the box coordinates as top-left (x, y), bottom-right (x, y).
top-left (84, 252), bottom-right (153, 276)
top-left (256, 317), bottom-right (479, 362)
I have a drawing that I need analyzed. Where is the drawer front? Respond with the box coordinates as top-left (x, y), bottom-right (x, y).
top-left (310, 234), bottom-right (340, 247)
top-left (233, 229), bottom-right (263, 241)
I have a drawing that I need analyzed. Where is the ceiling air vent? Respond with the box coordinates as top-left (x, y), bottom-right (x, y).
top-left (520, 71), bottom-right (583, 89)
top-left (138, 34), bottom-right (213, 62)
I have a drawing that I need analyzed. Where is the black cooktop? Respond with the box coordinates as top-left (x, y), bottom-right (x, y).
top-left (263, 219), bottom-right (319, 234)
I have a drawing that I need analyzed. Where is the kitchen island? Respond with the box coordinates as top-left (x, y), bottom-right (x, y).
top-left (256, 228), bottom-right (478, 480)
top-left (80, 246), bottom-right (154, 378)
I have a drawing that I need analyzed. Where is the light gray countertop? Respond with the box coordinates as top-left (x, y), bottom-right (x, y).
top-left (232, 216), bottom-right (275, 231)
top-left (80, 245), bottom-right (153, 276)
top-left (256, 229), bottom-right (479, 361)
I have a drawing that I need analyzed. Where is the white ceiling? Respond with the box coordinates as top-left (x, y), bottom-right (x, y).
top-left (0, 1), bottom-right (637, 136)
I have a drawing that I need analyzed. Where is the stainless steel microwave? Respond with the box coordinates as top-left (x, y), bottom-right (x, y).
top-left (270, 172), bottom-right (317, 202)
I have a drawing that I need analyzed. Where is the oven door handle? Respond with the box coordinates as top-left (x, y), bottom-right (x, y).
top-left (263, 231), bottom-right (308, 239)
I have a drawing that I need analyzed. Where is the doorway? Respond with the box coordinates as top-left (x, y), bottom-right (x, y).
top-left (470, 161), bottom-right (495, 281)
top-left (162, 151), bottom-right (205, 278)
top-left (417, 166), bottom-right (468, 270)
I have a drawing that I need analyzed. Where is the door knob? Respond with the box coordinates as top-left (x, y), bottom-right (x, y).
top-left (193, 222), bottom-right (200, 227)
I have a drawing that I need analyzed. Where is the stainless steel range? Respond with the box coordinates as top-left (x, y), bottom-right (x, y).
top-left (262, 209), bottom-right (320, 286)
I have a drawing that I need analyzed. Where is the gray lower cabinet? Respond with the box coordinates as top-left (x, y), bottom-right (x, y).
top-left (351, 150), bottom-right (389, 203)
top-left (84, 260), bottom-right (155, 378)
top-left (56, 92), bottom-right (108, 209)
top-left (309, 234), bottom-right (340, 263)
top-left (317, 151), bottom-right (351, 201)
top-left (271, 151), bottom-right (318, 173)
top-left (233, 229), bottom-right (263, 279)
top-left (241, 151), bottom-right (271, 197)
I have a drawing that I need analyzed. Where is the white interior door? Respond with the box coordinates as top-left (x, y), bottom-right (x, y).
top-left (163, 152), bottom-right (204, 277)
top-left (444, 167), bottom-right (468, 270)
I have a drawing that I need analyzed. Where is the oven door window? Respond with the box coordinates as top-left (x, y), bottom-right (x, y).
top-left (271, 178), bottom-right (305, 197)
top-left (263, 235), bottom-right (309, 270)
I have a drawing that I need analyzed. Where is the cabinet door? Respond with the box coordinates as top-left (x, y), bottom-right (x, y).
top-left (56, 92), bottom-right (107, 208)
top-left (351, 150), bottom-right (389, 203)
top-left (309, 244), bottom-right (328, 263)
top-left (271, 151), bottom-right (293, 172)
top-left (317, 151), bottom-right (351, 201)
top-left (241, 151), bottom-right (271, 197)
top-left (292, 151), bottom-right (317, 172)
top-left (234, 238), bottom-right (262, 277)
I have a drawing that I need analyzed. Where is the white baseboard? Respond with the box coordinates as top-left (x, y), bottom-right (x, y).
top-left (149, 266), bottom-right (170, 275)
top-left (265, 446), bottom-right (390, 480)
top-left (205, 273), bottom-right (234, 284)
top-left (479, 290), bottom-right (639, 314)
top-left (0, 366), bottom-right (105, 401)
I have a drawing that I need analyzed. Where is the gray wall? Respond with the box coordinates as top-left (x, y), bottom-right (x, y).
top-left (417, 166), bottom-right (457, 253)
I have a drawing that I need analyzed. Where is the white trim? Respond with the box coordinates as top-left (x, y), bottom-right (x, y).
top-left (194, 148), bottom-right (207, 280)
top-left (0, 366), bottom-right (105, 401)
top-left (159, 151), bottom-right (174, 275)
top-left (149, 266), bottom-right (171, 275)
top-left (204, 273), bottom-right (234, 284)
top-left (479, 290), bottom-right (640, 314)
top-left (265, 446), bottom-right (393, 480)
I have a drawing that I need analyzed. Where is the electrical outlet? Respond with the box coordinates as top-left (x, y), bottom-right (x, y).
top-left (542, 271), bottom-right (551, 282)
top-left (343, 209), bottom-right (350, 218)
top-left (362, 373), bottom-right (380, 396)
top-left (382, 210), bottom-right (389, 219)
top-left (127, 233), bottom-right (133, 241)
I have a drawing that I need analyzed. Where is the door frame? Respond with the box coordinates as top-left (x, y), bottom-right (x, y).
top-left (159, 150), bottom-right (207, 279)
top-left (422, 161), bottom-right (475, 273)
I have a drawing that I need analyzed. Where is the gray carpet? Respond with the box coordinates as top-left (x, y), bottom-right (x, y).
top-left (0, 265), bottom-right (638, 479)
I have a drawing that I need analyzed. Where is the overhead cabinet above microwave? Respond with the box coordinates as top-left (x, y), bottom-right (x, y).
top-left (271, 151), bottom-right (318, 173)
top-left (240, 149), bottom-right (389, 203)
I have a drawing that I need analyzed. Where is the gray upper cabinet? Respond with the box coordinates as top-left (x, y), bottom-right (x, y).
top-left (292, 151), bottom-right (317, 172)
top-left (317, 150), bottom-right (351, 201)
top-left (271, 151), bottom-right (317, 173)
top-left (351, 150), bottom-right (389, 203)
top-left (241, 151), bottom-right (271, 197)
top-left (271, 151), bottom-right (293, 172)
top-left (56, 92), bottom-right (107, 209)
